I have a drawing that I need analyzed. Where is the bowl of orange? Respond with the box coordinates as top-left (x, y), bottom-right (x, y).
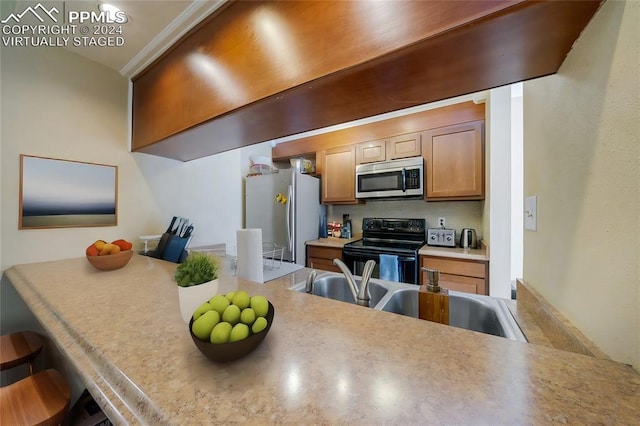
top-left (86, 239), bottom-right (134, 271)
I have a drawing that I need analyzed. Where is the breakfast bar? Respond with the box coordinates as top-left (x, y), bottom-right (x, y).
top-left (5, 254), bottom-right (640, 424)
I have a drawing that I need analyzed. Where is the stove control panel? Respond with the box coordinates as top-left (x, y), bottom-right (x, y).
top-left (427, 228), bottom-right (456, 247)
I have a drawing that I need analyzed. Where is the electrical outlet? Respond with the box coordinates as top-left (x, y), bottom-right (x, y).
top-left (438, 217), bottom-right (446, 228)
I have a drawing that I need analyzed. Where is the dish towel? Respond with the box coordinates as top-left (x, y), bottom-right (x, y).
top-left (379, 254), bottom-right (400, 282)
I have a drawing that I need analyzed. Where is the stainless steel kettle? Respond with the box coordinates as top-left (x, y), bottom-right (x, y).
top-left (460, 228), bottom-right (478, 249)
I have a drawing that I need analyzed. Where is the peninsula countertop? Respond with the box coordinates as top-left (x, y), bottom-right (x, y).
top-left (5, 255), bottom-right (639, 424)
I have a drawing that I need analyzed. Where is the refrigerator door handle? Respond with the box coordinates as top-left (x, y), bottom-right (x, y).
top-left (286, 185), bottom-right (293, 252)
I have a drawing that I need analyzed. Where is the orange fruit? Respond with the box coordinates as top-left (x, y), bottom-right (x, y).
top-left (111, 239), bottom-right (133, 251)
top-left (86, 245), bottom-right (99, 256)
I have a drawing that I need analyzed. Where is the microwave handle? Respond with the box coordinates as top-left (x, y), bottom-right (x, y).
top-left (401, 168), bottom-right (406, 192)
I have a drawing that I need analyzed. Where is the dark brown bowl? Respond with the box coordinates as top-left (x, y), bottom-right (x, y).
top-left (86, 250), bottom-right (133, 271)
top-left (189, 302), bottom-right (275, 362)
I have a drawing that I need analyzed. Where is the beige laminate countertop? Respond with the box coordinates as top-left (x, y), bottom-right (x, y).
top-left (306, 236), bottom-right (361, 248)
top-left (6, 254), bottom-right (639, 424)
top-left (418, 245), bottom-right (489, 261)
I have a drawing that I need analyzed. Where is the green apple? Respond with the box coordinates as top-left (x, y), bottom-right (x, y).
top-left (240, 308), bottom-right (256, 325)
top-left (229, 323), bottom-right (250, 343)
top-left (192, 302), bottom-right (213, 320)
top-left (210, 321), bottom-right (233, 344)
top-left (222, 304), bottom-right (241, 325)
top-left (250, 295), bottom-right (269, 318)
top-left (209, 294), bottom-right (230, 315)
top-left (232, 290), bottom-right (251, 310)
top-left (252, 316), bottom-right (268, 333)
top-left (225, 291), bottom-right (236, 303)
top-left (191, 310), bottom-right (220, 341)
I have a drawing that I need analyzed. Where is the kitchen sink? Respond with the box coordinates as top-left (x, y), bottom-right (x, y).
top-left (377, 288), bottom-right (527, 342)
top-left (291, 272), bottom-right (526, 342)
top-left (291, 274), bottom-right (389, 306)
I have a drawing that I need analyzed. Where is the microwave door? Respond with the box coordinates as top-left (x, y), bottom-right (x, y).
top-left (356, 170), bottom-right (406, 198)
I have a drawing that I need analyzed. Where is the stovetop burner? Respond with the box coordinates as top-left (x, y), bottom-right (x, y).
top-left (344, 218), bottom-right (426, 254)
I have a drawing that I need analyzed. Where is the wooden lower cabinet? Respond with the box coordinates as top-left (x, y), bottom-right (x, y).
top-left (420, 255), bottom-right (488, 295)
top-left (306, 245), bottom-right (343, 273)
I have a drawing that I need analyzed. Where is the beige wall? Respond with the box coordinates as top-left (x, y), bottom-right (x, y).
top-left (0, 45), bottom-right (250, 271)
top-left (330, 200), bottom-right (484, 239)
top-left (523, 0), bottom-right (639, 367)
top-left (0, 46), bottom-right (166, 270)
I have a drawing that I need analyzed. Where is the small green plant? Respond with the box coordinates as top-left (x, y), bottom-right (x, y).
top-left (175, 252), bottom-right (221, 287)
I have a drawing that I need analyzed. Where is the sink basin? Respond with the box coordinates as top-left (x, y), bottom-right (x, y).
top-left (377, 288), bottom-right (527, 342)
top-left (292, 274), bottom-right (389, 306)
top-left (291, 272), bottom-right (526, 342)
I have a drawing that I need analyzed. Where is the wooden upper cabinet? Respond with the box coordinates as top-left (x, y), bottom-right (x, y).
top-left (355, 139), bottom-right (386, 164)
top-left (130, 1), bottom-right (601, 162)
top-left (387, 132), bottom-right (421, 160)
top-left (317, 146), bottom-right (359, 204)
top-left (423, 121), bottom-right (484, 200)
top-left (355, 132), bottom-right (421, 165)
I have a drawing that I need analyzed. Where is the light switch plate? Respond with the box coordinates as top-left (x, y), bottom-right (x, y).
top-left (524, 196), bottom-right (537, 231)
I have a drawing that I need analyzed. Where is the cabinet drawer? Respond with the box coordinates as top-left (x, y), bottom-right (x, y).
top-left (439, 274), bottom-right (484, 294)
top-left (307, 257), bottom-right (342, 272)
top-left (422, 257), bottom-right (486, 278)
top-left (307, 246), bottom-right (343, 260)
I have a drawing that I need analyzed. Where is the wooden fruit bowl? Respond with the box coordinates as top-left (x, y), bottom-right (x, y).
top-left (86, 250), bottom-right (133, 271)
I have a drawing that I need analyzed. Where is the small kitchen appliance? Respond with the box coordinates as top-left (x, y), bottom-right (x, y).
top-left (342, 218), bottom-right (426, 284)
top-left (355, 157), bottom-right (423, 199)
top-left (460, 228), bottom-right (478, 249)
top-left (426, 228), bottom-right (456, 247)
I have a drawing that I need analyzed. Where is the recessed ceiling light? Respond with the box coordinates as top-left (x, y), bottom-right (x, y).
top-left (99, 3), bottom-right (128, 23)
top-left (99, 3), bottom-right (120, 14)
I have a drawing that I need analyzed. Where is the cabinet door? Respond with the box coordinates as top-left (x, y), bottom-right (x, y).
top-left (423, 121), bottom-right (484, 200)
top-left (317, 146), bottom-right (358, 204)
top-left (387, 132), bottom-right (421, 160)
top-left (356, 139), bottom-right (386, 164)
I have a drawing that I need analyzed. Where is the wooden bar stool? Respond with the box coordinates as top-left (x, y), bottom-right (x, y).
top-left (0, 368), bottom-right (71, 425)
top-left (1, 331), bottom-right (44, 375)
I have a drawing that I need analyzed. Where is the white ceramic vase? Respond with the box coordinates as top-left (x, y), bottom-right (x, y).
top-left (178, 279), bottom-right (219, 323)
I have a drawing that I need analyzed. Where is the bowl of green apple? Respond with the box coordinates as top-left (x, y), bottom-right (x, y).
top-left (188, 290), bottom-right (274, 362)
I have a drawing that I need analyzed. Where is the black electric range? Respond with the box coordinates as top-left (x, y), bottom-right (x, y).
top-left (342, 218), bottom-right (426, 284)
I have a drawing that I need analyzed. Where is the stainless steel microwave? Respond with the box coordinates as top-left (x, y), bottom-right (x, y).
top-left (355, 157), bottom-right (424, 199)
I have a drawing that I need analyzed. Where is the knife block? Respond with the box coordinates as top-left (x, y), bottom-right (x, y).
top-left (418, 286), bottom-right (449, 325)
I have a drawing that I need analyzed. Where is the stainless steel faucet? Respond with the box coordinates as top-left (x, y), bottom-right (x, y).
top-left (305, 270), bottom-right (317, 293)
top-left (333, 259), bottom-right (376, 307)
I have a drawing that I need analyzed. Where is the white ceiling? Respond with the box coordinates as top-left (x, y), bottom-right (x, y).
top-left (2, 0), bottom-right (226, 78)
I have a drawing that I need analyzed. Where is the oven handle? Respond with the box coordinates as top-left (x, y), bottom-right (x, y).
top-left (397, 256), bottom-right (416, 262)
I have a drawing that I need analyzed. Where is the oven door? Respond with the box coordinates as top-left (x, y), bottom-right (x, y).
top-left (341, 250), bottom-right (419, 285)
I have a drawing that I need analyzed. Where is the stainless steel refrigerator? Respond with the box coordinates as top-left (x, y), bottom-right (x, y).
top-left (245, 170), bottom-right (325, 265)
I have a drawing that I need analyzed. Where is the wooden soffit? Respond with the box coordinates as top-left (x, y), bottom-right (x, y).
top-left (132, 0), bottom-right (603, 162)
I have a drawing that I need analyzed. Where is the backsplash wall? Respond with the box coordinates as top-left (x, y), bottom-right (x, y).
top-left (328, 200), bottom-right (485, 238)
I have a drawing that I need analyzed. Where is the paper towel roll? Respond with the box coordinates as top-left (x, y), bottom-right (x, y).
top-left (236, 229), bottom-right (264, 283)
